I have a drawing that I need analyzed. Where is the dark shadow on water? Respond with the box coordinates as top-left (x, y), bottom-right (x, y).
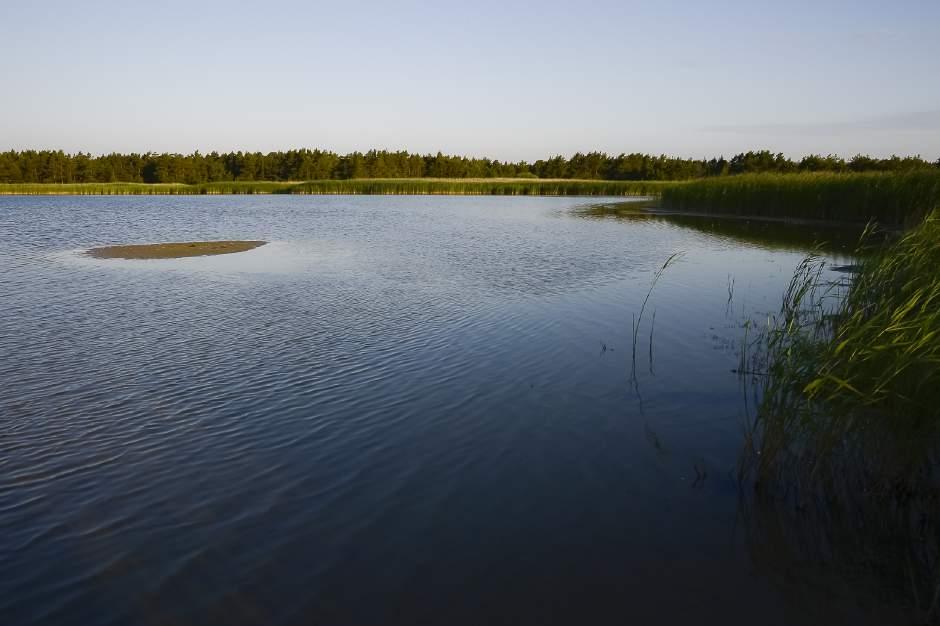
top-left (737, 478), bottom-right (940, 625)
top-left (576, 203), bottom-right (869, 254)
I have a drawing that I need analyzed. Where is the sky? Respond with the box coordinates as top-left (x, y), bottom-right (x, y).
top-left (1, 0), bottom-right (938, 161)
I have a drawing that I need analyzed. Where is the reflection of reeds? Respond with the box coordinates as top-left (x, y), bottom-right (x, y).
top-left (739, 475), bottom-right (940, 623)
top-left (578, 203), bottom-right (869, 254)
top-left (740, 212), bottom-right (940, 621)
top-left (648, 310), bottom-right (656, 374)
top-left (726, 274), bottom-right (735, 313)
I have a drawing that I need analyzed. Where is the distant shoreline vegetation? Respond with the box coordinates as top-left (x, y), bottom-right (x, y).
top-left (4, 171), bottom-right (938, 227)
top-left (4, 149), bottom-right (938, 226)
top-left (0, 179), bottom-right (666, 197)
top-left (0, 149), bottom-right (937, 185)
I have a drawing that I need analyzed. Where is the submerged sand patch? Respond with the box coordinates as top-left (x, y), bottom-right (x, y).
top-left (88, 240), bottom-right (267, 259)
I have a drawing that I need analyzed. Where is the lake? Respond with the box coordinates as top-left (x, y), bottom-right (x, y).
top-left (0, 195), bottom-right (895, 625)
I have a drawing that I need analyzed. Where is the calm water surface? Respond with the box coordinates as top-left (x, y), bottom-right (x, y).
top-left (0, 196), bottom-right (892, 625)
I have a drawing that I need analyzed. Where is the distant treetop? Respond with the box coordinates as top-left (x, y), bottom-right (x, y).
top-left (0, 148), bottom-right (936, 184)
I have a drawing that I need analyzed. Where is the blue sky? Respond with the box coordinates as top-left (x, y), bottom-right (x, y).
top-left (1, 0), bottom-right (938, 160)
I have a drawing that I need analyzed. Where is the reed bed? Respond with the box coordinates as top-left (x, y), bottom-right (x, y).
top-left (739, 212), bottom-right (940, 621)
top-left (661, 171), bottom-right (940, 226)
top-left (743, 211), bottom-right (940, 482)
top-left (286, 179), bottom-right (668, 195)
top-left (0, 179), bottom-right (672, 196)
top-left (0, 181), bottom-right (300, 195)
top-left (740, 472), bottom-right (940, 623)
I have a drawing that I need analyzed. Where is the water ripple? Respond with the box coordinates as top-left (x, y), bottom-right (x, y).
top-left (0, 195), bottom-right (876, 625)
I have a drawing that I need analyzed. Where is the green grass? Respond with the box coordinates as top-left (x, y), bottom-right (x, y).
top-left (805, 216), bottom-right (940, 426)
top-left (286, 178), bottom-right (671, 195)
top-left (661, 171), bottom-right (940, 225)
top-left (744, 212), bottom-right (940, 482)
top-left (0, 178), bottom-right (672, 196)
top-left (0, 181), bottom-right (301, 195)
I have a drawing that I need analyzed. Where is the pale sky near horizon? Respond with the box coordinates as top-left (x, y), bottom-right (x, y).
top-left (1, 0), bottom-right (938, 161)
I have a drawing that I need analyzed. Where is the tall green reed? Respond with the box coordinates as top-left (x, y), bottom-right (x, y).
top-left (739, 213), bottom-right (940, 621)
top-left (662, 171), bottom-right (940, 225)
top-left (743, 212), bottom-right (940, 484)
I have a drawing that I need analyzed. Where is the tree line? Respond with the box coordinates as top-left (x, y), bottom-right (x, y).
top-left (0, 149), bottom-right (936, 184)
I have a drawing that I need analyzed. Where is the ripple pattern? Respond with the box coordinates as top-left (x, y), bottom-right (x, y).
top-left (0, 195), bottom-right (871, 625)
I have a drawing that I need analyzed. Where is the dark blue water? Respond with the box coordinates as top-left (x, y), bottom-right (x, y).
top-left (0, 196), bottom-right (894, 625)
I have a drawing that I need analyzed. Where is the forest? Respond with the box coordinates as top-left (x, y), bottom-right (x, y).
top-left (0, 149), bottom-right (937, 184)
